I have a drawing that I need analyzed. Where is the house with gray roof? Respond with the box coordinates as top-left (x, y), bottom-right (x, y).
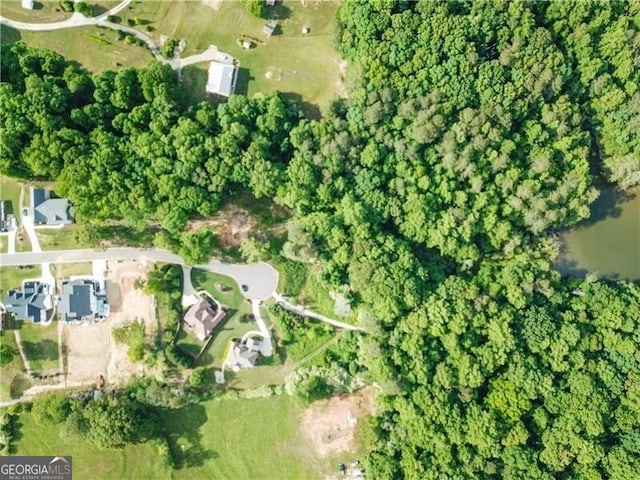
top-left (28, 188), bottom-right (73, 225)
top-left (2, 281), bottom-right (53, 323)
top-left (59, 279), bottom-right (109, 323)
top-left (225, 337), bottom-right (262, 371)
top-left (184, 297), bottom-right (226, 341)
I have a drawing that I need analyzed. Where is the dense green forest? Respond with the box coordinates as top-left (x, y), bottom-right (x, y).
top-left (1, 0), bottom-right (640, 478)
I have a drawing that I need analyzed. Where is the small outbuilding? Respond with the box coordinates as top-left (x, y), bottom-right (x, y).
top-left (21, 0), bottom-right (34, 10)
top-left (263, 23), bottom-right (276, 36)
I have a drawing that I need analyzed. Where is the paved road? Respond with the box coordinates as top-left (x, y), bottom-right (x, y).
top-left (273, 293), bottom-right (368, 333)
top-left (0, 248), bottom-right (279, 301)
top-left (0, 0), bottom-right (231, 71)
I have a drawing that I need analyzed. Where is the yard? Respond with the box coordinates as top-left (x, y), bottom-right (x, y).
top-left (0, 0), bottom-right (72, 23)
top-left (0, 265), bottom-right (40, 295)
top-left (165, 395), bottom-right (324, 479)
top-left (19, 26), bottom-right (153, 72)
top-left (35, 226), bottom-right (89, 250)
top-left (18, 321), bottom-right (59, 374)
top-left (0, 333), bottom-right (31, 402)
top-left (12, 413), bottom-right (172, 479)
top-left (0, 176), bottom-right (22, 216)
top-left (53, 262), bottom-right (93, 280)
top-left (185, 269), bottom-right (256, 368)
top-left (116, 0), bottom-right (343, 111)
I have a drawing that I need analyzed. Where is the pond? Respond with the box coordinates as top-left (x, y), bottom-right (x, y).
top-left (555, 186), bottom-right (640, 281)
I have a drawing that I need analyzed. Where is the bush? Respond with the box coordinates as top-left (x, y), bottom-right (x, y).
top-left (113, 320), bottom-right (146, 362)
top-left (188, 367), bottom-right (208, 386)
top-left (59, 0), bottom-right (73, 12)
top-left (161, 38), bottom-right (179, 60)
top-left (245, 0), bottom-right (265, 18)
top-left (75, 1), bottom-right (94, 17)
top-left (126, 18), bottom-right (135, 26)
top-left (0, 343), bottom-right (14, 366)
top-left (115, 29), bottom-right (125, 41)
top-left (31, 393), bottom-right (71, 425)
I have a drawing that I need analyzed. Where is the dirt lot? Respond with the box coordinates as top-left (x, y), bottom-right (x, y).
top-left (301, 388), bottom-right (375, 458)
top-left (63, 260), bottom-right (157, 387)
top-left (187, 205), bottom-right (258, 247)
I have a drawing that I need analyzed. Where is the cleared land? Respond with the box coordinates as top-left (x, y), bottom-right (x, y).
top-left (0, 176), bottom-right (22, 216)
top-left (166, 395), bottom-right (324, 479)
top-left (12, 413), bottom-right (172, 479)
top-left (35, 226), bottom-right (89, 250)
top-left (0, 0), bottom-right (72, 23)
top-left (19, 26), bottom-right (153, 72)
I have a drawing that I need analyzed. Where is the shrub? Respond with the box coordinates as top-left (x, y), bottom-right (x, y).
top-left (59, 0), bottom-right (73, 12)
top-left (245, 0), bottom-right (265, 18)
top-left (161, 38), bottom-right (179, 60)
top-left (75, 1), bottom-right (94, 17)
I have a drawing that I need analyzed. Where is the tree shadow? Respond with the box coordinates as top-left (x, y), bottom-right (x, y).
top-left (32, 2), bottom-right (44, 11)
top-left (280, 91), bottom-right (320, 120)
top-left (161, 403), bottom-right (217, 468)
top-left (234, 67), bottom-right (252, 96)
top-left (264, 3), bottom-right (292, 20)
top-left (0, 24), bottom-right (22, 44)
top-left (576, 186), bottom-right (637, 228)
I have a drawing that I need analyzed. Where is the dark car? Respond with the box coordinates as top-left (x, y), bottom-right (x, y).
top-left (241, 284), bottom-right (248, 292)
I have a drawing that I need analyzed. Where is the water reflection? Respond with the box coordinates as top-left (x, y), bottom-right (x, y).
top-left (555, 186), bottom-right (640, 281)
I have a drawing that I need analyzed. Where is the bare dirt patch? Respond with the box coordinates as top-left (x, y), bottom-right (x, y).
top-left (63, 261), bottom-right (156, 387)
top-left (301, 388), bottom-right (375, 458)
top-left (105, 260), bottom-right (157, 386)
top-left (202, 0), bottom-right (222, 10)
top-left (187, 205), bottom-right (258, 247)
top-left (335, 59), bottom-right (348, 99)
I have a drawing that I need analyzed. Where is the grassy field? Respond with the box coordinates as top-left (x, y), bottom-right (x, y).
top-left (0, 265), bottom-right (40, 295)
top-left (0, 0), bottom-right (72, 23)
top-left (18, 321), bottom-right (59, 373)
top-left (35, 225), bottom-right (90, 250)
top-left (12, 413), bottom-right (172, 479)
top-left (20, 26), bottom-right (154, 72)
top-left (0, 333), bottom-right (31, 402)
top-left (0, 235), bottom-right (6, 253)
top-left (0, 176), bottom-right (22, 215)
top-left (119, 0), bottom-right (343, 112)
top-left (53, 262), bottom-right (93, 280)
top-left (165, 395), bottom-right (324, 479)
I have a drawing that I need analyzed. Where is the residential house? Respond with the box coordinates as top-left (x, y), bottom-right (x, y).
top-left (2, 281), bottom-right (53, 323)
top-left (58, 279), bottom-right (109, 323)
top-left (27, 188), bottom-right (74, 225)
top-left (225, 337), bottom-right (261, 371)
top-left (205, 61), bottom-right (238, 97)
top-left (183, 297), bottom-right (226, 341)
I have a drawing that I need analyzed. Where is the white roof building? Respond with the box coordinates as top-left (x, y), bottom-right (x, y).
top-left (22, 0), bottom-right (34, 10)
top-left (205, 61), bottom-right (238, 97)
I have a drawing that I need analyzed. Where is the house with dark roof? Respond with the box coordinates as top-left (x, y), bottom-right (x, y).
top-left (205, 61), bottom-right (238, 97)
top-left (58, 279), bottom-right (109, 323)
top-left (2, 281), bottom-right (53, 323)
top-left (183, 297), bottom-right (226, 341)
top-left (28, 188), bottom-right (74, 225)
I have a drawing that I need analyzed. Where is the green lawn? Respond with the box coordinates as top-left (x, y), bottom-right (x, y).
top-left (0, 235), bottom-right (6, 254)
top-left (18, 321), bottom-right (59, 374)
top-left (165, 395), bottom-right (324, 479)
top-left (0, 0), bottom-right (72, 23)
top-left (119, 0), bottom-right (343, 112)
top-left (20, 26), bottom-right (154, 72)
top-left (53, 262), bottom-right (93, 281)
top-left (12, 413), bottom-right (172, 480)
top-left (0, 333), bottom-right (31, 402)
top-left (0, 265), bottom-right (40, 295)
top-left (191, 269), bottom-right (246, 309)
top-left (0, 176), bottom-right (22, 216)
top-left (35, 225), bottom-right (90, 250)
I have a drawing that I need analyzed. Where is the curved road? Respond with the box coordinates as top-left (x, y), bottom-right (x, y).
top-left (0, 0), bottom-right (233, 70)
top-left (0, 248), bottom-right (279, 301)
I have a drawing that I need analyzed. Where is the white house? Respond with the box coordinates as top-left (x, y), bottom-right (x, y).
top-left (205, 61), bottom-right (238, 97)
top-left (21, 0), bottom-right (34, 10)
